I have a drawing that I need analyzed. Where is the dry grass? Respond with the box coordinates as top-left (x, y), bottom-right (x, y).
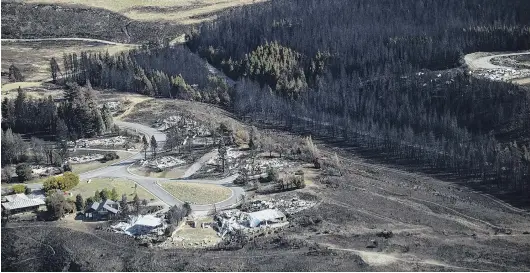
top-left (1, 40), bottom-right (135, 83)
top-left (161, 182), bottom-right (231, 205)
top-left (1, 81), bottom-right (43, 92)
top-left (24, 0), bottom-right (266, 24)
top-left (70, 177), bottom-right (157, 201)
top-left (1, 84), bottom-right (65, 100)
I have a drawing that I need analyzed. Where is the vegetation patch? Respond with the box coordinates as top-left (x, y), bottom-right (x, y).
top-left (1, 40), bottom-right (135, 83)
top-left (160, 182), bottom-right (231, 205)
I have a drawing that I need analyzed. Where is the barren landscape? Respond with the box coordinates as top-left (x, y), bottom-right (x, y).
top-left (2, 0), bottom-right (530, 272)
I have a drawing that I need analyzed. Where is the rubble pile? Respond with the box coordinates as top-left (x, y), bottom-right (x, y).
top-left (245, 198), bottom-right (317, 214)
top-left (207, 148), bottom-right (247, 171)
top-left (111, 215), bottom-right (166, 237)
top-left (31, 165), bottom-right (62, 177)
top-left (104, 101), bottom-right (121, 112)
top-left (154, 115), bottom-right (210, 136)
top-left (257, 158), bottom-right (297, 171)
top-left (67, 154), bottom-right (104, 164)
top-left (215, 209), bottom-right (251, 237)
top-left (141, 156), bottom-right (186, 170)
top-left (214, 208), bottom-right (289, 238)
top-left (75, 136), bottom-right (128, 148)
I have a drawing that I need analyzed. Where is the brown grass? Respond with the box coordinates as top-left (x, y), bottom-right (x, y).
top-left (23, 0), bottom-right (266, 25)
top-left (1, 40), bottom-right (134, 84)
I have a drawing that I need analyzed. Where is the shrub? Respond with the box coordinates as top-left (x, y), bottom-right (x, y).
top-left (110, 187), bottom-right (119, 201)
top-left (1, 168), bottom-right (14, 183)
top-left (100, 188), bottom-right (111, 200)
top-left (100, 152), bottom-right (120, 163)
top-left (265, 166), bottom-right (279, 182)
top-left (43, 172), bottom-right (79, 192)
top-left (234, 175), bottom-right (247, 185)
top-left (12, 184), bottom-right (26, 194)
top-left (15, 163), bottom-right (32, 182)
top-left (63, 163), bottom-right (72, 172)
top-left (292, 175), bottom-right (306, 189)
top-left (235, 129), bottom-right (249, 144)
top-left (46, 192), bottom-right (73, 220)
top-left (85, 197), bottom-right (95, 209)
top-left (75, 194), bottom-right (84, 212)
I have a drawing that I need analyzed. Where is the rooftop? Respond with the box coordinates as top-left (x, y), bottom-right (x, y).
top-left (2, 194), bottom-right (45, 211)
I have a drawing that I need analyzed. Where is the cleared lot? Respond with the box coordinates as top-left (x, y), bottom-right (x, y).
top-left (160, 182), bottom-right (232, 205)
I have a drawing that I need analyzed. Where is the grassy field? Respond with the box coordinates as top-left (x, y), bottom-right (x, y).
top-left (70, 178), bottom-right (157, 201)
top-left (70, 151), bottom-right (134, 174)
top-left (161, 182), bottom-right (231, 205)
top-left (1, 40), bottom-right (135, 84)
top-left (1, 81), bottom-right (43, 92)
top-left (24, 0), bottom-right (265, 25)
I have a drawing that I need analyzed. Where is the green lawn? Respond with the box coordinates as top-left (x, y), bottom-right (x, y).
top-left (70, 151), bottom-right (133, 174)
top-left (160, 182), bottom-right (232, 205)
top-left (70, 178), bottom-right (157, 202)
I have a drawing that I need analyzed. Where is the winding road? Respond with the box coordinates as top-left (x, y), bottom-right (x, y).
top-left (4, 37), bottom-right (244, 212)
top-left (1, 38), bottom-right (140, 47)
top-left (78, 121), bottom-right (243, 211)
top-left (464, 51), bottom-right (530, 70)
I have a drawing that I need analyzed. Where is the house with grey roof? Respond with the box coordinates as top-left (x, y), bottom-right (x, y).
top-left (1, 193), bottom-right (46, 214)
top-left (84, 199), bottom-right (120, 220)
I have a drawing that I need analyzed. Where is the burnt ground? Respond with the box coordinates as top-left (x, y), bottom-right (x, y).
top-left (3, 99), bottom-right (530, 271)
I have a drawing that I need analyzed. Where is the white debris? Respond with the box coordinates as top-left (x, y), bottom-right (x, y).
top-left (141, 156), bottom-right (186, 170)
top-left (473, 68), bottom-right (530, 82)
top-left (31, 165), bottom-right (62, 177)
top-left (67, 154), bottom-right (104, 164)
top-left (245, 198), bottom-right (317, 215)
top-left (111, 215), bottom-right (165, 237)
top-left (75, 136), bottom-right (127, 148)
top-left (214, 209), bottom-right (287, 238)
top-left (104, 101), bottom-right (121, 112)
top-left (154, 115), bottom-right (210, 136)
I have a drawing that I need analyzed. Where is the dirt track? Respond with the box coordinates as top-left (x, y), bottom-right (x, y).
top-left (464, 51), bottom-right (530, 70)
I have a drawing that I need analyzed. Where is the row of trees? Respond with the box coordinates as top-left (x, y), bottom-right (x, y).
top-left (59, 46), bottom-right (232, 106)
top-left (1, 86), bottom-right (113, 167)
top-left (232, 75), bottom-right (530, 195)
top-left (183, 0), bottom-right (530, 196)
top-left (1, 85), bottom-right (113, 138)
